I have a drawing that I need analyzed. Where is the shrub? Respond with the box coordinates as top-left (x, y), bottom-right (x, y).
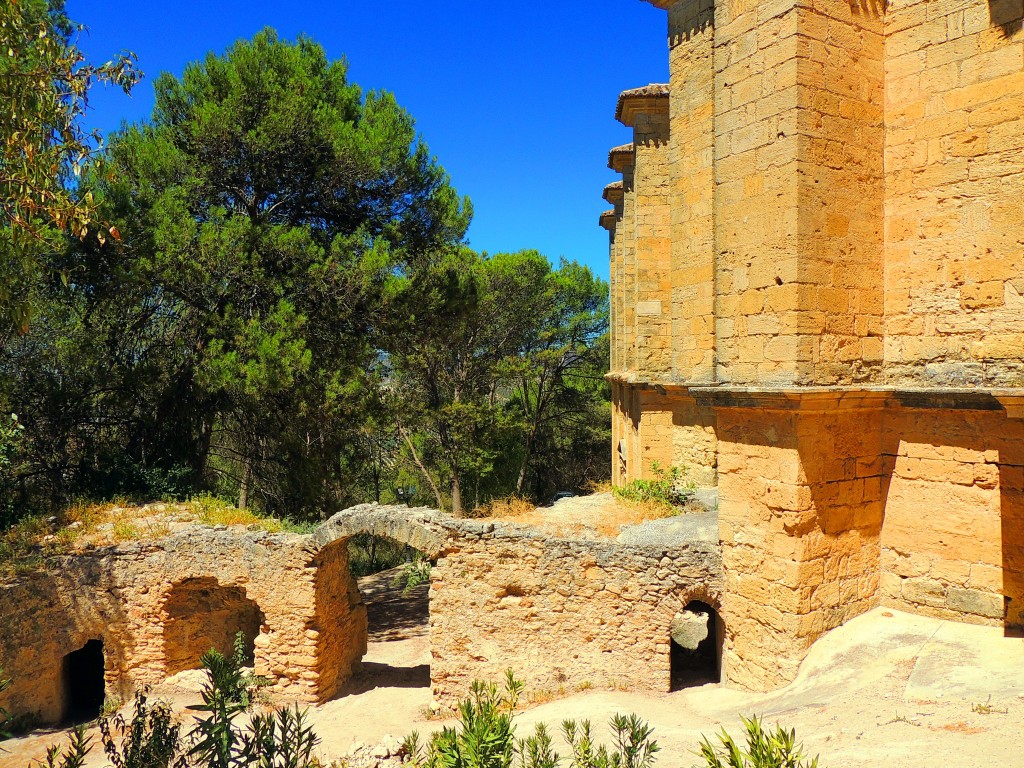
top-left (391, 552), bottom-right (432, 596)
top-left (36, 727), bottom-right (91, 768)
top-left (698, 716), bottom-right (820, 768)
top-left (404, 672), bottom-right (659, 768)
top-left (0, 668), bottom-right (10, 742)
top-left (99, 688), bottom-right (186, 768)
top-left (190, 633), bottom-right (319, 768)
top-left (613, 462), bottom-right (692, 510)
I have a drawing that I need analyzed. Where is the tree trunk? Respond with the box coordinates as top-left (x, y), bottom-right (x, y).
top-left (451, 474), bottom-right (464, 518)
top-left (238, 457), bottom-right (251, 510)
top-left (400, 426), bottom-right (446, 511)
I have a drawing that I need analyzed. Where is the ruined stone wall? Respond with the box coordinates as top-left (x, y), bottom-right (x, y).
top-left (0, 528), bottom-right (366, 722)
top-left (429, 522), bottom-right (722, 703)
top-left (883, 0), bottom-right (1024, 386)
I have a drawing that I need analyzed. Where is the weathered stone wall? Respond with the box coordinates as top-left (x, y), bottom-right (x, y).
top-left (669, 0), bottom-right (716, 383)
top-left (0, 527), bottom-right (366, 722)
top-left (879, 407), bottom-right (1024, 628)
top-left (714, 396), bottom-right (886, 690)
top-left (883, 0), bottom-right (1024, 386)
top-left (429, 520), bottom-right (723, 703)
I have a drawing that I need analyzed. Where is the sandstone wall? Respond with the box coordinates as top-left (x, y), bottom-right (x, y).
top-left (429, 522), bottom-right (723, 703)
top-left (669, 0), bottom-right (716, 382)
top-left (0, 528), bottom-right (366, 723)
top-left (884, 0), bottom-right (1024, 386)
top-left (879, 407), bottom-right (1024, 628)
top-left (714, 396), bottom-right (885, 690)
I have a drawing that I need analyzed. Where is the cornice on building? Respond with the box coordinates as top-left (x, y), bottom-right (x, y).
top-left (608, 143), bottom-right (635, 173)
top-left (615, 84), bottom-right (670, 127)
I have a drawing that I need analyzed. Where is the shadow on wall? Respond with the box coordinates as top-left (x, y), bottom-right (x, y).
top-left (162, 577), bottom-right (265, 675)
top-left (990, 0), bottom-right (1023, 37)
top-left (721, 404), bottom-right (1024, 638)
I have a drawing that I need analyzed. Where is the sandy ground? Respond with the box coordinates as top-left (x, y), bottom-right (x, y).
top-left (3, 569), bottom-right (1024, 767)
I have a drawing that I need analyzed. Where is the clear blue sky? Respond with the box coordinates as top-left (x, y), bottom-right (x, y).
top-left (66, 1), bottom-right (668, 282)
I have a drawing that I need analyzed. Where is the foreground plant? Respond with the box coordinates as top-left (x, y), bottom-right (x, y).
top-left (99, 688), bottom-right (186, 768)
top-left (698, 716), bottom-right (820, 768)
top-left (404, 672), bottom-right (658, 768)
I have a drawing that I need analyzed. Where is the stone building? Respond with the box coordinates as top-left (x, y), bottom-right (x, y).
top-left (602, 0), bottom-right (1024, 690)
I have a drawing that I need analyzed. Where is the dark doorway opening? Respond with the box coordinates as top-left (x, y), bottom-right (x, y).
top-left (62, 639), bottom-right (105, 723)
top-left (670, 601), bottom-right (722, 690)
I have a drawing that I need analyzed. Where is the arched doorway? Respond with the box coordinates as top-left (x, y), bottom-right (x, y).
top-left (670, 600), bottom-right (723, 689)
top-left (61, 639), bottom-right (105, 723)
top-left (162, 577), bottom-right (265, 675)
top-left (345, 534), bottom-right (431, 693)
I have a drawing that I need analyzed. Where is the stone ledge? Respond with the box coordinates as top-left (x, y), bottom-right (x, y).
top-left (599, 209), bottom-right (617, 231)
top-left (607, 143), bottom-right (634, 172)
top-left (615, 84), bottom-right (670, 126)
top-left (602, 180), bottom-right (624, 205)
top-left (605, 374), bottom-right (1024, 414)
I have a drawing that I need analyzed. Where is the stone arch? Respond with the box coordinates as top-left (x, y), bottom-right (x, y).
top-left (312, 504), bottom-right (450, 559)
top-left (161, 577), bottom-right (266, 676)
top-left (658, 586), bottom-right (725, 690)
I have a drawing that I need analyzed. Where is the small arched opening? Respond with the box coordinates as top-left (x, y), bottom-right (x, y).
top-left (61, 639), bottom-right (105, 723)
top-left (670, 600), bottom-right (723, 690)
top-left (162, 577), bottom-right (265, 676)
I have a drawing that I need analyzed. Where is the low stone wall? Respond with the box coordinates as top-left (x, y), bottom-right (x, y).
top-left (0, 527), bottom-right (366, 723)
top-left (429, 520), bottom-right (723, 704)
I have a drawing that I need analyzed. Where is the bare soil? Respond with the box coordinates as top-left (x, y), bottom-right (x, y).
top-left (3, 570), bottom-right (1023, 768)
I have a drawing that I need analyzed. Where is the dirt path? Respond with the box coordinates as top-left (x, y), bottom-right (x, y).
top-left (3, 571), bottom-right (1023, 767)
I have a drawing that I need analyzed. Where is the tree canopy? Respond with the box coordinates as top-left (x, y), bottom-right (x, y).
top-left (0, 24), bottom-right (610, 525)
top-left (0, 0), bottom-right (138, 336)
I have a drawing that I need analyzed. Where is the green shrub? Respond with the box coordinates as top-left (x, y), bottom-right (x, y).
top-left (36, 727), bottom-right (91, 768)
top-left (612, 462), bottom-right (692, 509)
top-left (99, 688), bottom-right (186, 768)
top-left (391, 552), bottom-right (432, 595)
top-left (404, 672), bottom-right (659, 768)
top-left (189, 633), bottom-right (319, 768)
top-left (698, 716), bottom-right (820, 768)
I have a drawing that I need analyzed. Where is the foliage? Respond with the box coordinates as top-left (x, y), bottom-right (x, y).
top-left (237, 705), bottom-right (320, 768)
top-left (99, 688), bottom-right (187, 768)
top-left (0, 0), bottom-right (139, 335)
top-left (33, 727), bottom-right (91, 768)
top-left (404, 673), bottom-right (659, 768)
top-left (697, 716), bottom-right (820, 768)
top-left (190, 635), bottom-right (318, 768)
top-left (347, 532), bottom-right (408, 577)
top-left (0, 27), bottom-right (611, 532)
top-left (0, 414), bottom-right (25, 525)
top-left (386, 250), bottom-right (610, 516)
top-left (198, 631), bottom-right (266, 712)
top-left (0, 668), bottom-right (10, 742)
top-left (391, 551), bottom-right (432, 596)
top-left (613, 462), bottom-right (692, 510)
top-left (561, 716), bottom-right (659, 768)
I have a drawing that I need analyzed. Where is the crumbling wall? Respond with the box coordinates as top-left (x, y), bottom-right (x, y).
top-left (429, 521), bottom-right (722, 704)
top-left (0, 526), bottom-right (367, 722)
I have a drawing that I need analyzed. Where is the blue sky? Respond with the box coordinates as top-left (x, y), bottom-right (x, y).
top-left (66, 1), bottom-right (669, 281)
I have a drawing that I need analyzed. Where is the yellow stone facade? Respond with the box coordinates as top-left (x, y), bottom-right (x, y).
top-left (605, 0), bottom-right (1024, 691)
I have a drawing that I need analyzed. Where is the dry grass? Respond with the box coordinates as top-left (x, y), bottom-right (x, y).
top-left (472, 495), bottom-right (537, 520)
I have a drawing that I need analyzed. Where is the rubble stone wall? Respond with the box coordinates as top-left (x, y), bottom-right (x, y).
top-left (0, 528), bottom-right (366, 723)
top-left (429, 522), bottom-right (723, 704)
